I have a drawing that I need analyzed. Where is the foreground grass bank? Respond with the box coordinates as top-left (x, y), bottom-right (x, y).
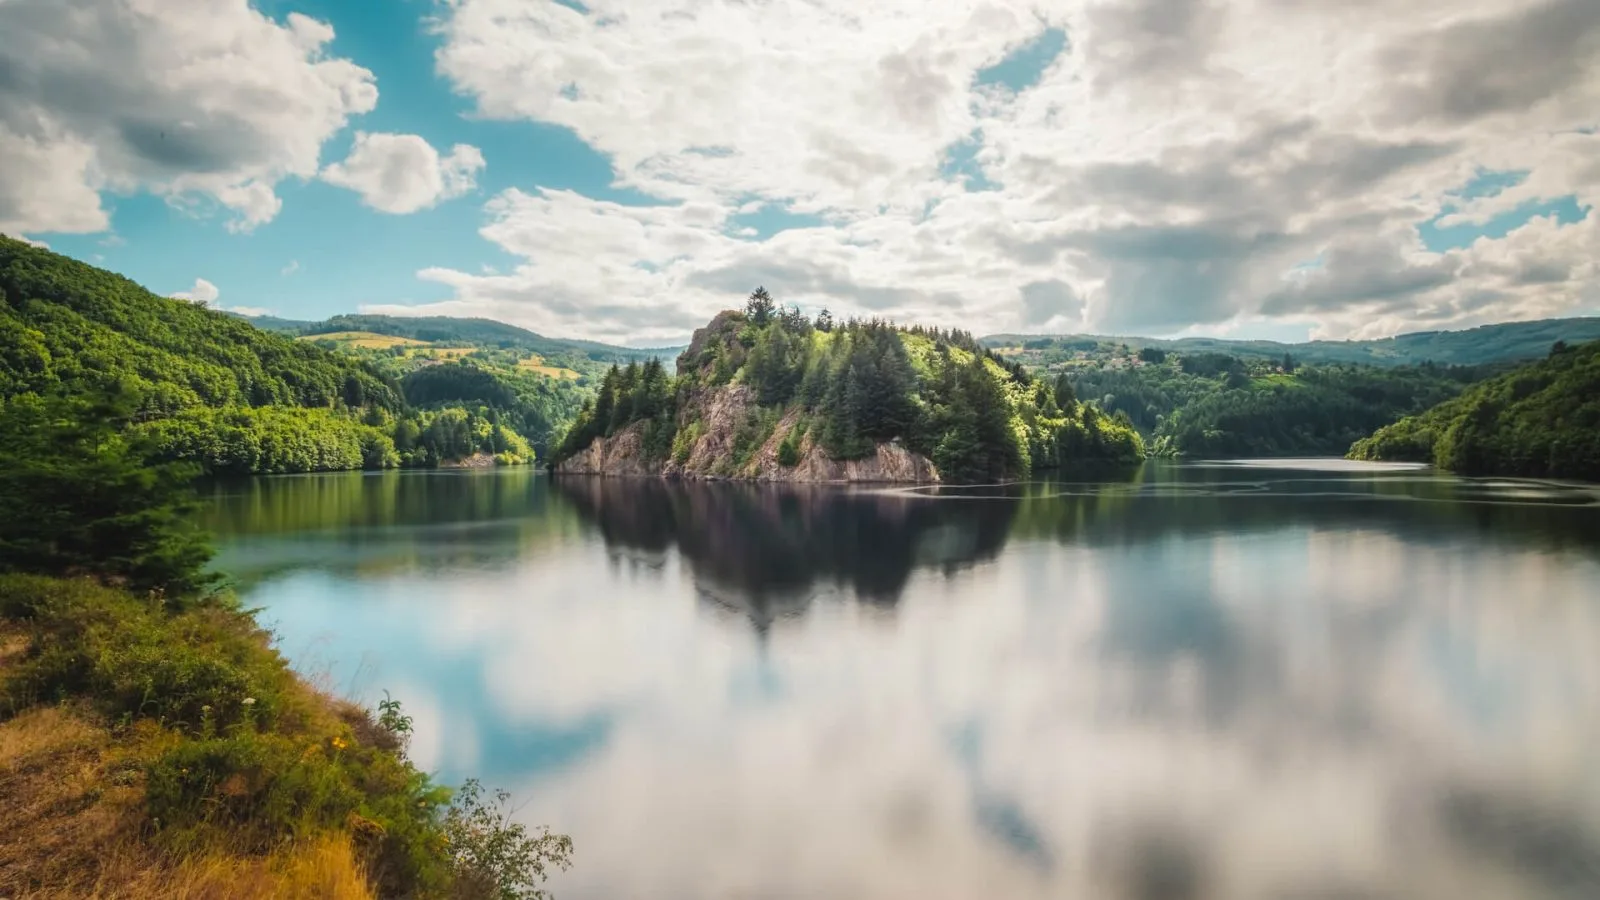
top-left (0, 575), bottom-right (569, 899)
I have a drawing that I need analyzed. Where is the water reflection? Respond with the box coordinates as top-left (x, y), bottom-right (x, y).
top-left (552, 476), bottom-right (1020, 631)
top-left (207, 464), bottom-right (1600, 899)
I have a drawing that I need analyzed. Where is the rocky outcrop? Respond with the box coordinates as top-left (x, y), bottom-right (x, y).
top-left (554, 383), bottom-right (940, 484)
top-left (439, 452), bottom-right (499, 469)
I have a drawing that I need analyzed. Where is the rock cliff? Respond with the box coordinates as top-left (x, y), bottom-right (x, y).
top-left (555, 382), bottom-right (940, 483)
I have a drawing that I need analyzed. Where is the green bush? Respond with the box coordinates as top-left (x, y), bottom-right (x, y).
top-left (444, 779), bottom-right (573, 900)
top-left (0, 575), bottom-right (290, 730)
top-left (672, 420), bottom-right (703, 464)
top-left (145, 731), bottom-right (361, 852)
top-left (776, 422), bottom-right (804, 467)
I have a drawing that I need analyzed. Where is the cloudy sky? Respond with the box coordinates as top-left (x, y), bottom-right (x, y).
top-left (1, 0), bottom-right (1597, 345)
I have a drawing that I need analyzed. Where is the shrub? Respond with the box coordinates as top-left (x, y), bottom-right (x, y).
top-left (146, 731), bottom-right (361, 852)
top-left (444, 779), bottom-right (573, 900)
top-left (671, 420), bottom-right (703, 464)
top-left (0, 575), bottom-right (291, 730)
top-left (776, 422), bottom-right (804, 467)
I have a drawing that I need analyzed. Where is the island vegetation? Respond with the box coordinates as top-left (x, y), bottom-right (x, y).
top-left (1349, 339), bottom-right (1600, 480)
top-left (0, 388), bottom-right (570, 898)
top-left (552, 289), bottom-right (1145, 483)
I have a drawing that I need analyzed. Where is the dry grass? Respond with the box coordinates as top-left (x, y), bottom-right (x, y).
top-left (296, 331), bottom-right (429, 349)
top-left (0, 705), bottom-right (376, 900)
top-left (516, 357), bottom-right (581, 379)
top-left (0, 621), bottom-right (385, 900)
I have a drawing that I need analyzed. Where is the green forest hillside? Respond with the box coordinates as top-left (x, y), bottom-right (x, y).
top-left (0, 238), bottom-right (556, 473)
top-left (1349, 340), bottom-right (1600, 480)
top-left (552, 290), bottom-right (1143, 483)
top-left (256, 312), bottom-right (681, 371)
top-left (1053, 354), bottom-right (1489, 458)
top-left (985, 317), bottom-right (1600, 368)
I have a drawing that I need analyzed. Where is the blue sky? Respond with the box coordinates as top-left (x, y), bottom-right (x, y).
top-left (2, 0), bottom-right (1596, 345)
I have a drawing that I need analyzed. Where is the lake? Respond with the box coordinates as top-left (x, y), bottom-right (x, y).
top-left (202, 461), bottom-right (1600, 900)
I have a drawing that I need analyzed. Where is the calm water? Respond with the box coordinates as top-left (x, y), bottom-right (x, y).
top-left (202, 462), bottom-right (1600, 900)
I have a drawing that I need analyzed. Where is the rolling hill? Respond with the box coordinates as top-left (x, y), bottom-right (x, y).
top-left (250, 313), bottom-right (682, 366)
top-left (1349, 340), bottom-right (1600, 480)
top-left (984, 317), bottom-right (1600, 369)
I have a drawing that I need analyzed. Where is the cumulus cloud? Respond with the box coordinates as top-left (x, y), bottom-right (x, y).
top-left (170, 277), bottom-right (221, 306)
top-left (0, 0), bottom-right (377, 234)
top-left (322, 132), bottom-right (486, 214)
top-left (406, 0), bottom-right (1599, 342)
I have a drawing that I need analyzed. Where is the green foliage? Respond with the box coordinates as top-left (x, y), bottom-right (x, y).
top-left (1350, 339), bottom-right (1600, 479)
top-left (1, 575), bottom-right (289, 730)
top-left (554, 358), bottom-right (675, 462)
top-left (0, 237), bottom-right (399, 417)
top-left (552, 297), bottom-right (1144, 482)
top-left (139, 405), bottom-right (395, 474)
top-left (728, 407), bottom-right (782, 473)
top-left (1054, 355), bottom-right (1486, 457)
top-left (744, 286), bottom-right (776, 327)
top-left (0, 238), bottom-right (561, 472)
top-left (443, 779), bottom-right (574, 900)
top-left (0, 392), bottom-right (215, 598)
top-left (777, 421), bottom-right (804, 467)
top-left (672, 420), bottom-right (704, 465)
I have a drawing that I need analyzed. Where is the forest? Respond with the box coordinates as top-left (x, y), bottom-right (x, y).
top-left (1055, 355), bottom-right (1493, 457)
top-left (1349, 339), bottom-right (1600, 480)
top-left (984, 316), bottom-right (1600, 368)
top-left (552, 289), bottom-right (1145, 483)
top-left (0, 238), bottom-right (567, 473)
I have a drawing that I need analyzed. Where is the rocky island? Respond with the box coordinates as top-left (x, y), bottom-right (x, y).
top-left (551, 290), bottom-right (1144, 484)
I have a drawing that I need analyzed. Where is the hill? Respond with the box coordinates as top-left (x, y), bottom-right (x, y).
top-left (254, 312), bottom-right (682, 369)
top-left (1056, 354), bottom-right (1490, 458)
top-left (1349, 340), bottom-right (1600, 480)
top-left (0, 238), bottom-right (542, 472)
top-left (984, 317), bottom-right (1600, 369)
top-left (550, 291), bottom-right (1143, 484)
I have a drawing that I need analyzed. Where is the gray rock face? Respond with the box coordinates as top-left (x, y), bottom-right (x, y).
top-left (554, 384), bottom-right (940, 484)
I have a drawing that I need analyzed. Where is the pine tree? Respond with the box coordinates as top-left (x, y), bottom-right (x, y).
top-left (745, 287), bottom-right (776, 326)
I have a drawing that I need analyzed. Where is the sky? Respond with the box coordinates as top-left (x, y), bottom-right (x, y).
top-left (1, 0), bottom-right (1597, 347)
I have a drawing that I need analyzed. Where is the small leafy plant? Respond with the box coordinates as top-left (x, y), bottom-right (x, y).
top-left (444, 779), bottom-right (573, 900)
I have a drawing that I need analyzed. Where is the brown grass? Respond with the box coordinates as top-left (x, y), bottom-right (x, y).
top-left (0, 661), bottom-right (378, 899)
top-left (296, 331), bottom-right (429, 350)
top-left (516, 357), bottom-right (581, 379)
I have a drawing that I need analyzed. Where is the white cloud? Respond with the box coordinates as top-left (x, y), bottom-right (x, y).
top-left (228, 306), bottom-right (273, 318)
top-left (322, 132), bottom-right (486, 214)
top-left (170, 277), bottom-right (220, 307)
top-left (0, 0), bottom-right (377, 234)
top-left (282, 260), bottom-right (300, 277)
top-left (404, 0), bottom-right (1599, 342)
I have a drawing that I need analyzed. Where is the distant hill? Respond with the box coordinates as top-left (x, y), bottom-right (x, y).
top-left (0, 238), bottom-right (561, 472)
top-left (984, 318), bottom-right (1600, 368)
top-left (0, 237), bottom-right (398, 413)
top-left (248, 313), bottom-right (682, 364)
top-left (1349, 340), bottom-right (1600, 480)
